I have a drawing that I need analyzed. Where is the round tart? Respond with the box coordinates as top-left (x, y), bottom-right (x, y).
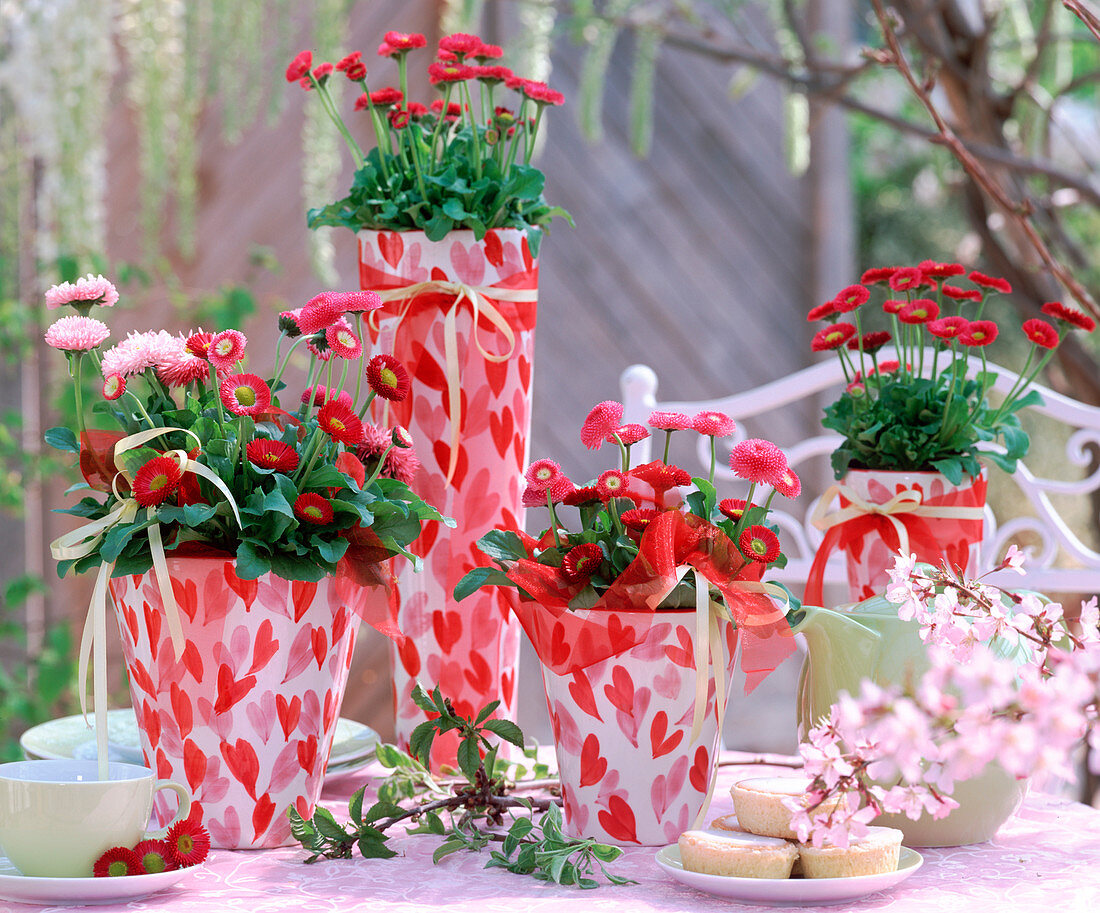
top-left (798, 826), bottom-right (903, 879)
top-left (677, 828), bottom-right (798, 879)
top-left (730, 776), bottom-right (840, 840)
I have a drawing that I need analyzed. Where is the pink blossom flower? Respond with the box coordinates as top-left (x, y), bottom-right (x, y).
top-left (647, 411), bottom-right (693, 431)
top-left (580, 401), bottom-right (624, 450)
top-left (207, 329), bottom-right (247, 371)
top-left (45, 274), bottom-right (119, 309)
top-left (44, 315), bottom-right (110, 351)
top-left (100, 330), bottom-right (182, 378)
top-left (156, 344), bottom-right (211, 387)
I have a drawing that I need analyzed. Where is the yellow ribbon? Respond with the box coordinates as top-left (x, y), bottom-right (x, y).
top-left (51, 426), bottom-right (243, 777)
top-left (811, 483), bottom-right (986, 559)
top-left (370, 280), bottom-right (538, 486)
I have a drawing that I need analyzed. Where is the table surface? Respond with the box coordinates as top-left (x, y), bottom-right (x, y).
top-left (3, 756), bottom-right (1099, 913)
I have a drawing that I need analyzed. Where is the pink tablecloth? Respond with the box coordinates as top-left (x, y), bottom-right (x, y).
top-left (4, 757), bottom-right (1099, 912)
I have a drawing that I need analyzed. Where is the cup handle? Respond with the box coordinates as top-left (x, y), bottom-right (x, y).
top-left (144, 780), bottom-right (192, 839)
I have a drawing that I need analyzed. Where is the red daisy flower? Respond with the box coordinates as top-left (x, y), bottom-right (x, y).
top-left (729, 439), bottom-right (788, 485)
top-left (888, 267), bottom-right (924, 292)
top-left (629, 461), bottom-right (692, 492)
top-left (428, 62), bottom-right (476, 84)
top-left (832, 284), bottom-right (870, 312)
top-left (773, 467), bottom-right (802, 499)
top-left (580, 401), bottom-right (624, 450)
top-left (898, 299), bottom-right (940, 325)
top-left (846, 380), bottom-right (866, 397)
top-left (335, 290), bottom-right (382, 314)
top-left (807, 301), bottom-right (838, 322)
top-left (207, 329), bottom-right (247, 371)
top-left (246, 439), bottom-right (299, 473)
top-left (968, 271), bottom-right (1011, 294)
top-left (293, 492), bottom-right (334, 525)
top-left (366, 354), bottom-right (411, 402)
top-left (312, 63), bottom-right (333, 84)
top-left (718, 498), bottom-right (747, 521)
top-left (296, 293), bottom-right (344, 334)
top-left (621, 507), bottom-right (659, 532)
top-left (1041, 301), bottom-right (1096, 333)
top-left (959, 320), bottom-right (999, 347)
top-left (692, 411), bottom-right (736, 437)
top-left (325, 323), bottom-right (362, 359)
top-left (860, 266), bottom-right (898, 285)
top-left (439, 32), bottom-right (484, 58)
top-left (345, 61), bottom-right (367, 80)
top-left (407, 102), bottom-right (429, 119)
top-left (383, 31), bottom-right (428, 52)
top-left (286, 50), bottom-right (312, 82)
top-left (918, 260), bottom-right (966, 278)
top-left (561, 543), bottom-right (604, 582)
top-left (509, 78), bottom-right (565, 106)
top-left (473, 43), bottom-right (504, 61)
top-left (525, 458), bottom-right (562, 489)
top-left (882, 299), bottom-right (906, 315)
top-left (369, 87), bottom-right (403, 107)
top-left (941, 284), bottom-right (983, 302)
top-left (563, 484), bottom-right (601, 507)
top-left (810, 322), bottom-right (856, 352)
top-left (847, 330), bottom-right (891, 353)
top-left (185, 330), bottom-right (214, 358)
top-left (740, 525), bottom-right (781, 563)
top-left (219, 373), bottom-right (271, 417)
top-left (301, 384), bottom-right (352, 407)
top-left (596, 469), bottom-right (628, 500)
top-left (876, 360), bottom-right (903, 375)
top-left (93, 846), bottom-right (142, 878)
top-left (133, 456), bottom-right (183, 507)
top-left (335, 51), bottom-right (361, 72)
top-left (1022, 318), bottom-right (1059, 350)
top-left (648, 411), bottom-right (693, 431)
top-left (102, 373), bottom-right (126, 400)
top-left (317, 399), bottom-right (364, 446)
top-left (164, 818), bottom-right (211, 868)
top-left (928, 315), bottom-right (969, 341)
top-left (471, 65), bottom-right (514, 85)
top-left (133, 839), bottom-right (176, 874)
top-left (608, 423), bottom-right (650, 445)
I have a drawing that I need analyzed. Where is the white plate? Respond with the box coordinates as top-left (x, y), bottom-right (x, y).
top-left (0, 854), bottom-right (197, 906)
top-left (655, 845), bottom-right (923, 907)
top-left (21, 711), bottom-right (379, 772)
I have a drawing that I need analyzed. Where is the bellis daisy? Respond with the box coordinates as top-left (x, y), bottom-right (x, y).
top-left (45, 274), bottom-right (119, 310)
top-left (959, 320), bottom-right (998, 347)
top-left (132, 839), bottom-right (175, 874)
top-left (729, 439), bottom-right (788, 486)
top-left (608, 423), bottom-right (650, 446)
top-left (44, 315), bottom-right (110, 351)
top-left (832, 284), bottom-right (869, 312)
top-left (93, 846), bottom-right (142, 878)
top-left (773, 467), bottom-right (802, 499)
top-left (718, 498), bottom-right (747, 521)
top-left (898, 299), bottom-right (939, 325)
top-left (317, 399), bottom-right (364, 446)
top-left (102, 373), bottom-right (126, 400)
top-left (968, 271), bottom-right (1011, 294)
top-left (164, 818), bottom-right (211, 868)
top-left (525, 458), bottom-right (562, 489)
top-left (811, 323), bottom-right (856, 352)
top-left (220, 374), bottom-right (272, 417)
top-left (620, 507), bottom-right (658, 532)
top-left (293, 492), bottom-right (334, 525)
top-left (366, 354), bottom-right (411, 401)
top-left (561, 543), bottom-right (603, 582)
top-left (596, 469), bottom-right (627, 500)
top-left (301, 384), bottom-right (353, 407)
top-left (647, 411), bottom-right (693, 431)
top-left (1022, 318), bottom-right (1059, 350)
top-left (246, 439), bottom-right (299, 473)
top-left (207, 329), bottom-right (247, 371)
top-left (928, 316), bottom-right (968, 341)
top-left (740, 525), bottom-right (781, 563)
top-left (326, 323), bottom-right (363, 359)
top-left (580, 401), bottom-right (624, 450)
top-left (692, 411), bottom-right (736, 437)
top-left (132, 456), bottom-right (183, 507)
top-left (1041, 301), bottom-right (1096, 333)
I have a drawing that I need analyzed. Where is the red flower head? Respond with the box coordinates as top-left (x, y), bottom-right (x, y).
top-left (133, 839), bottom-right (176, 875)
top-left (391, 425), bottom-right (415, 449)
top-left (428, 62), bottom-right (476, 84)
top-left (629, 461), bottom-right (692, 493)
top-left (848, 330), bottom-right (891, 353)
top-left (430, 99), bottom-right (464, 119)
top-left (968, 271), bottom-right (1011, 294)
top-left (596, 469), bottom-right (628, 501)
top-left (184, 330), bottom-right (214, 359)
top-left (510, 78), bottom-right (565, 106)
top-left (580, 400), bottom-right (624, 450)
top-left (918, 260), bottom-right (966, 278)
top-left (898, 298), bottom-right (940, 325)
top-left (366, 354), bottom-right (411, 402)
top-left (472, 65), bottom-right (514, 85)
top-left (325, 323), bottom-right (362, 359)
top-left (773, 467), bottom-right (802, 499)
top-left (888, 267), bottom-right (924, 292)
top-left (312, 63), bottom-right (334, 84)
top-left (354, 93), bottom-right (370, 112)
top-left (833, 284), bottom-right (870, 313)
top-left (648, 410), bottom-right (693, 431)
top-left (718, 498), bottom-right (747, 522)
top-left (811, 322), bottom-right (856, 352)
top-left (93, 846), bottom-right (142, 878)
top-left (523, 474), bottom-right (573, 507)
top-left (207, 329), bottom-right (247, 371)
top-left (345, 61), bottom-right (367, 81)
top-left (473, 42), bottom-right (504, 61)
top-left (369, 87), bottom-right (403, 108)
top-left (729, 439), bottom-right (788, 486)
top-left (692, 410), bottom-right (736, 437)
top-left (317, 399), bottom-right (364, 446)
top-left (876, 360), bottom-right (903, 375)
top-left (301, 384), bottom-right (353, 408)
top-left (389, 109), bottom-right (411, 129)
top-left (882, 299), bottom-right (906, 315)
top-left (164, 817), bottom-right (210, 868)
top-left (286, 50), bottom-right (312, 82)
top-left (941, 285), bottom-right (983, 302)
top-left (381, 31), bottom-right (427, 55)
top-left (297, 293), bottom-right (345, 336)
top-left (133, 456), bottom-right (182, 507)
top-left (436, 50), bottom-right (458, 63)
top-left (620, 507), bottom-right (659, 532)
top-left (1041, 301), bottom-right (1096, 333)
top-left (220, 373), bottom-right (271, 417)
top-left (959, 320), bottom-right (999, 347)
top-left (928, 315), bottom-right (968, 341)
top-left (439, 32), bottom-right (483, 59)
top-left (807, 301), bottom-right (838, 322)
top-left (740, 525), bottom-right (781, 563)
top-left (293, 492), bottom-right (334, 525)
top-left (563, 485), bottom-right (601, 507)
top-left (561, 543), bottom-right (604, 582)
top-left (608, 423), bottom-right (650, 446)
top-left (860, 266), bottom-right (898, 285)
top-left (247, 439), bottom-right (299, 474)
top-left (525, 458), bottom-right (562, 489)
top-left (335, 51), bottom-right (361, 72)
top-left (408, 102), bottom-right (429, 119)
top-left (102, 373), bottom-right (126, 400)
top-left (1022, 318), bottom-right (1059, 350)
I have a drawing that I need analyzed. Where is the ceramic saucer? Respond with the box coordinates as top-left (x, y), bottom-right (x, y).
top-left (0, 854), bottom-right (197, 906)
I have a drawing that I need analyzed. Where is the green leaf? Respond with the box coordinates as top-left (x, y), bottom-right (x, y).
top-left (411, 683), bottom-right (436, 714)
top-left (311, 807), bottom-right (349, 841)
top-left (235, 540), bottom-right (272, 579)
top-left (432, 839), bottom-right (466, 864)
top-left (409, 719), bottom-right (436, 766)
top-left (358, 834), bottom-right (398, 859)
top-left (348, 786), bottom-right (365, 824)
top-left (475, 529), bottom-right (529, 562)
top-left (44, 426), bottom-right (79, 453)
top-left (457, 736), bottom-right (482, 781)
top-left (474, 700), bottom-right (501, 726)
top-left (454, 566), bottom-right (515, 601)
top-left (482, 718), bottom-right (525, 749)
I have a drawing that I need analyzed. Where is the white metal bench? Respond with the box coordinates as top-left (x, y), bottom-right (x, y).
top-left (620, 350), bottom-right (1100, 599)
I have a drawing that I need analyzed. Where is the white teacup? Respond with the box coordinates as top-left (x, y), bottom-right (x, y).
top-left (0, 759), bottom-right (191, 878)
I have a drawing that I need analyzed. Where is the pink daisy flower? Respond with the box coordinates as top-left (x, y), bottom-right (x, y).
top-left (44, 274), bottom-right (119, 310)
top-left (692, 410), bottom-right (736, 437)
top-left (525, 458), bottom-right (562, 489)
top-left (101, 330), bottom-right (181, 378)
top-left (438, 32), bottom-right (483, 58)
top-left (296, 294), bottom-right (345, 335)
top-left (301, 385), bottom-right (353, 407)
top-left (596, 469), bottom-right (628, 501)
top-left (384, 440), bottom-right (421, 484)
top-left (608, 423), bottom-right (650, 446)
top-left (207, 329), bottom-right (247, 371)
top-left (157, 347), bottom-right (210, 388)
top-left (729, 439), bottom-right (788, 485)
top-left (102, 374), bottom-right (126, 400)
top-left (335, 290), bottom-right (383, 313)
top-left (219, 373), bottom-right (272, 417)
top-left (773, 467), bottom-right (802, 499)
top-left (580, 401), bottom-right (624, 450)
top-left (648, 411), bottom-right (693, 431)
top-left (325, 323), bottom-right (362, 359)
top-left (44, 315), bottom-right (110, 351)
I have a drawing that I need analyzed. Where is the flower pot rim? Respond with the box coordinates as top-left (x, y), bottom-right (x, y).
top-left (843, 466), bottom-right (988, 481)
top-left (356, 227), bottom-right (532, 240)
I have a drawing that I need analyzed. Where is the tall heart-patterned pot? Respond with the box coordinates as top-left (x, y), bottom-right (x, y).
top-left (540, 607), bottom-right (738, 847)
top-left (108, 555), bottom-right (363, 848)
top-left (359, 229), bottom-right (537, 767)
top-left (806, 469), bottom-right (987, 605)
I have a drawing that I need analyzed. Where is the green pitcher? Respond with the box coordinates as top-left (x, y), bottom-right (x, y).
top-left (789, 596), bottom-right (1028, 846)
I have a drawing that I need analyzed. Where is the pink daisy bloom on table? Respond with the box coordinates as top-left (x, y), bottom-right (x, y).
top-left (296, 294), bottom-right (345, 335)
top-left (580, 400), bottom-right (624, 450)
top-left (100, 330), bottom-right (181, 378)
top-left (318, 399), bottom-right (364, 446)
top-left (596, 469), bottom-right (628, 501)
top-left (847, 330), bottom-right (891, 353)
top-left (898, 299), bottom-right (940, 325)
top-left (719, 498), bottom-right (747, 522)
top-left (385, 439), bottom-right (422, 485)
top-left (132, 456), bottom-right (182, 507)
top-left (93, 846), bottom-right (142, 878)
top-left (928, 316), bottom-right (968, 341)
top-left (959, 320), bottom-right (999, 347)
top-left (860, 266), bottom-right (897, 285)
top-left (301, 385), bottom-right (352, 407)
top-left (968, 271), bottom-right (1011, 294)
top-left (608, 423), bottom-right (650, 446)
top-left (157, 346), bottom-right (210, 388)
top-left (207, 329), bottom-right (247, 371)
top-left (45, 274), bottom-right (119, 310)
top-left (325, 323), bottom-right (362, 359)
top-left (807, 301), bottom-right (838, 322)
top-left (102, 374), bottom-right (126, 400)
top-left (1022, 318), bottom-right (1059, 350)
top-left (525, 458), bottom-right (562, 489)
top-left (246, 439), bottom-right (299, 473)
top-left (1041, 301), bottom-right (1096, 333)
top-left (774, 467), bottom-right (802, 499)
top-left (941, 285), bottom-right (982, 302)
top-left (561, 543), bottom-right (603, 582)
top-left (888, 267), bottom-right (924, 292)
top-left (366, 354), bottom-right (411, 402)
top-left (648, 411), bottom-right (693, 431)
top-left (293, 492), bottom-right (334, 525)
top-left (832, 285), bottom-right (869, 313)
top-left (729, 439), bottom-right (788, 485)
top-left (740, 525), bottom-right (781, 563)
top-left (692, 410), bottom-right (736, 437)
top-left (811, 322), bottom-right (856, 352)
top-left (44, 315), bottom-right (109, 351)
top-left (620, 507), bottom-right (659, 532)
top-left (220, 373), bottom-right (272, 417)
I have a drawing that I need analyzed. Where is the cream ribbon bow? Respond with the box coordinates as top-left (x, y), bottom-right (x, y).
top-left (370, 280), bottom-right (538, 486)
top-left (50, 426), bottom-right (242, 777)
top-left (811, 483), bottom-right (985, 559)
